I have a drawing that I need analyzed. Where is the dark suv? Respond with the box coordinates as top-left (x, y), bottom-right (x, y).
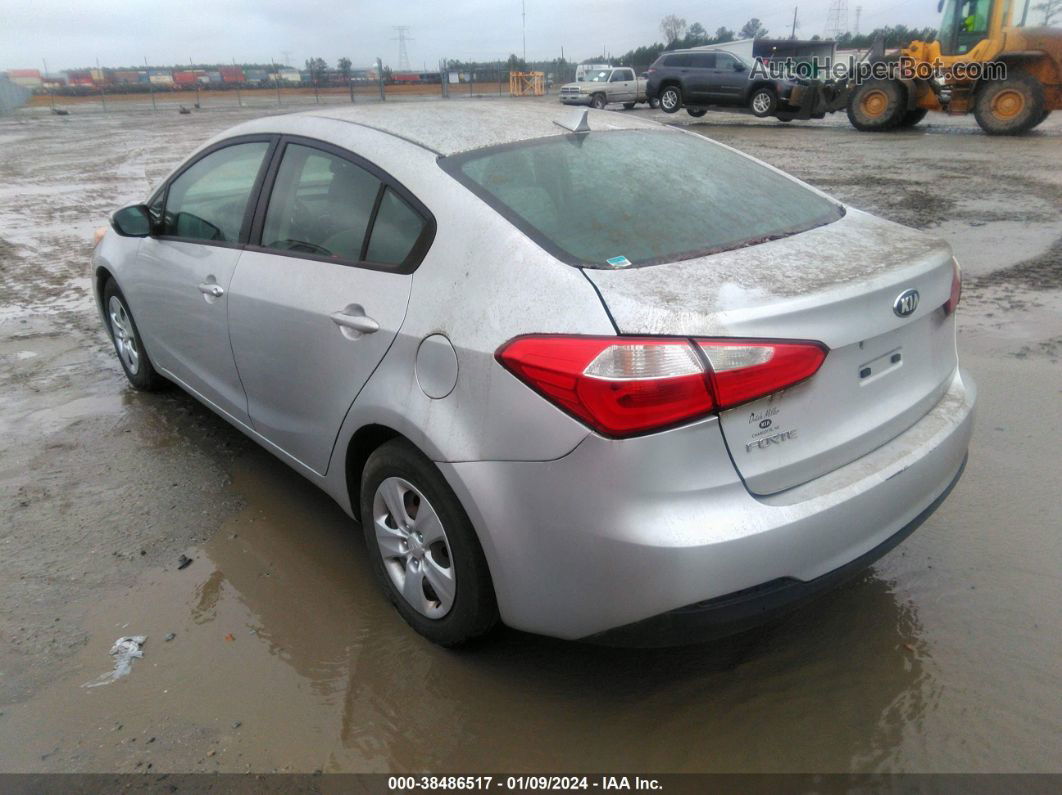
top-left (645, 49), bottom-right (795, 119)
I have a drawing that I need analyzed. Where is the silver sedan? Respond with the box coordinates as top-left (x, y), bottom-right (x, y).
top-left (92, 103), bottom-right (975, 646)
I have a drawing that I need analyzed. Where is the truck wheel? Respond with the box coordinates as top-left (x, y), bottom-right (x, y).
top-left (686, 108), bottom-right (707, 118)
top-left (623, 102), bottom-right (636, 110)
top-left (975, 73), bottom-right (1046, 135)
top-left (749, 87), bottom-right (777, 117)
top-left (649, 97), bottom-right (660, 109)
top-left (899, 108), bottom-right (929, 128)
top-left (590, 93), bottom-right (607, 110)
top-left (1031, 109), bottom-right (1051, 129)
top-left (658, 85), bottom-right (682, 114)
top-left (847, 79), bottom-right (906, 131)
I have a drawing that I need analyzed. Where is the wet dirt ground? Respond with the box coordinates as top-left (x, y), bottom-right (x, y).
top-left (0, 100), bottom-right (1059, 773)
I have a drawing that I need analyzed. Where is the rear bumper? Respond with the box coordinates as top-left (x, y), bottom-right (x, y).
top-left (440, 369), bottom-right (975, 642)
top-left (588, 454), bottom-right (966, 647)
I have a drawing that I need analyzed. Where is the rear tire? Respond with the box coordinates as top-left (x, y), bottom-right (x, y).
top-left (102, 279), bottom-right (166, 391)
top-left (749, 86), bottom-right (778, 118)
top-left (686, 107), bottom-right (707, 118)
top-left (658, 85), bottom-right (682, 113)
top-left (590, 93), bottom-right (607, 110)
top-left (975, 73), bottom-right (1046, 135)
top-left (847, 79), bottom-right (907, 131)
top-left (361, 439), bottom-right (499, 646)
top-left (898, 108), bottom-right (928, 128)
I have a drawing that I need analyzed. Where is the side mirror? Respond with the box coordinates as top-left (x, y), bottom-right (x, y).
top-left (111, 204), bottom-right (153, 237)
top-left (734, 62), bottom-right (745, 72)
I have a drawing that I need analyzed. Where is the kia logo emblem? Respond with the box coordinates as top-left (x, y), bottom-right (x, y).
top-left (893, 289), bottom-right (920, 318)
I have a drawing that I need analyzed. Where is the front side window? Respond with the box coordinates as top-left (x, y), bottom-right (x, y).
top-left (261, 144), bottom-right (381, 261)
top-left (161, 142), bottom-right (269, 243)
top-left (444, 129), bottom-right (844, 268)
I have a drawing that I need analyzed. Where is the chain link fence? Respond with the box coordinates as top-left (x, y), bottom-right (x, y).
top-left (17, 57), bottom-right (656, 114)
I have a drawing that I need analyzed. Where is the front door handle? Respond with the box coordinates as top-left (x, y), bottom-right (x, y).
top-left (197, 282), bottom-right (224, 298)
top-left (330, 308), bottom-right (379, 336)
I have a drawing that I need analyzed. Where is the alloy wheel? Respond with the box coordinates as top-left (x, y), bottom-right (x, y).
top-left (660, 88), bottom-right (679, 111)
top-left (752, 91), bottom-right (772, 115)
top-left (108, 295), bottom-right (140, 375)
top-left (373, 476), bottom-right (456, 619)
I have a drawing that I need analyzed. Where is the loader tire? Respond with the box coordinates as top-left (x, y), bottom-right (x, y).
top-left (974, 73), bottom-right (1045, 135)
top-left (847, 79), bottom-right (906, 131)
top-left (899, 108), bottom-right (928, 127)
top-left (1031, 109), bottom-right (1051, 129)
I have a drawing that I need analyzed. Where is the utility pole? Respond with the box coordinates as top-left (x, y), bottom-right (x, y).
top-left (190, 57), bottom-right (200, 108)
top-left (791, 7), bottom-right (799, 39)
top-left (145, 56), bottom-right (156, 112)
top-left (43, 57), bottom-right (55, 111)
top-left (522, 0), bottom-right (527, 62)
top-left (272, 59), bottom-right (281, 106)
top-left (854, 6), bottom-right (862, 35)
top-left (232, 58), bottom-right (242, 107)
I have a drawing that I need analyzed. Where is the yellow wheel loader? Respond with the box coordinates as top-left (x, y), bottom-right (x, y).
top-left (846, 0), bottom-right (1061, 134)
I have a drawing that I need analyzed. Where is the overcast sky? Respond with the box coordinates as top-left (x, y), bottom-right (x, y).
top-left (2, 0), bottom-right (941, 71)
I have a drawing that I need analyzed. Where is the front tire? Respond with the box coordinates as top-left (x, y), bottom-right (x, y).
top-left (658, 85), bottom-right (682, 114)
top-left (361, 439), bottom-right (498, 646)
top-left (749, 86), bottom-right (778, 117)
top-left (975, 73), bottom-right (1046, 135)
top-left (590, 93), bottom-right (607, 110)
top-left (847, 79), bottom-right (907, 131)
top-left (103, 279), bottom-right (165, 391)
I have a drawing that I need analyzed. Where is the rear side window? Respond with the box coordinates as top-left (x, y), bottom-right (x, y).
top-left (664, 54), bottom-right (693, 68)
top-left (365, 188), bottom-right (427, 266)
top-left (162, 142), bottom-right (269, 242)
top-left (690, 53), bottom-right (716, 69)
top-left (443, 129), bottom-right (844, 268)
top-left (262, 144), bottom-right (381, 261)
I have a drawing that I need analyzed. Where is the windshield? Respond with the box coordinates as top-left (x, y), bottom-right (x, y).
top-left (442, 129), bottom-right (844, 268)
top-left (587, 71), bottom-right (610, 81)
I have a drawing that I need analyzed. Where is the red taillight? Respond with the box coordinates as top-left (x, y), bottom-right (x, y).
top-left (497, 336), bottom-right (828, 438)
top-left (943, 257), bottom-right (962, 316)
top-left (697, 339), bottom-right (828, 409)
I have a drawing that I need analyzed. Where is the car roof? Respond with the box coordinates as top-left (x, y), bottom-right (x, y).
top-left (288, 100), bottom-right (663, 157)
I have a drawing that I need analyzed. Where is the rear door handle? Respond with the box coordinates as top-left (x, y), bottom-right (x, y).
top-left (330, 309), bottom-right (379, 335)
top-left (197, 282), bottom-right (224, 297)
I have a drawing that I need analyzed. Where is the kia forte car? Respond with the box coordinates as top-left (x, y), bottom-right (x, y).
top-left (92, 103), bottom-right (975, 647)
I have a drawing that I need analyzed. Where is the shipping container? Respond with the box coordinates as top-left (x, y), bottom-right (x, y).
top-left (6, 69), bottom-right (43, 88)
top-left (220, 66), bottom-right (245, 83)
top-left (112, 70), bottom-right (141, 84)
top-left (207, 71), bottom-right (223, 84)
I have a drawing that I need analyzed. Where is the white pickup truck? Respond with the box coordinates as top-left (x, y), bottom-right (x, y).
top-left (558, 67), bottom-right (651, 110)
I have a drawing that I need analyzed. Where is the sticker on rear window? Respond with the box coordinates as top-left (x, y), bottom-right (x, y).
top-left (606, 256), bottom-right (631, 268)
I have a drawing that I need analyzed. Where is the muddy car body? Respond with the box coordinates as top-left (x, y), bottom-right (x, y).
top-left (92, 104), bottom-right (975, 646)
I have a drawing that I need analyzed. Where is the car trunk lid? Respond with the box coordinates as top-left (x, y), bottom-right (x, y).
top-left (584, 209), bottom-right (958, 495)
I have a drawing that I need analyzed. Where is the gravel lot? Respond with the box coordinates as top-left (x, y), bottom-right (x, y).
top-left (0, 98), bottom-right (1059, 773)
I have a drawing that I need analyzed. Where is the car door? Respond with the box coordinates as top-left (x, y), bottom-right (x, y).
top-left (227, 138), bottom-right (433, 475)
top-left (711, 53), bottom-right (748, 104)
top-left (132, 137), bottom-right (275, 424)
top-left (683, 53), bottom-right (716, 103)
top-left (608, 68), bottom-right (635, 102)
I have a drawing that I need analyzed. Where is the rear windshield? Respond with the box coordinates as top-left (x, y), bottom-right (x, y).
top-left (441, 129), bottom-right (844, 268)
